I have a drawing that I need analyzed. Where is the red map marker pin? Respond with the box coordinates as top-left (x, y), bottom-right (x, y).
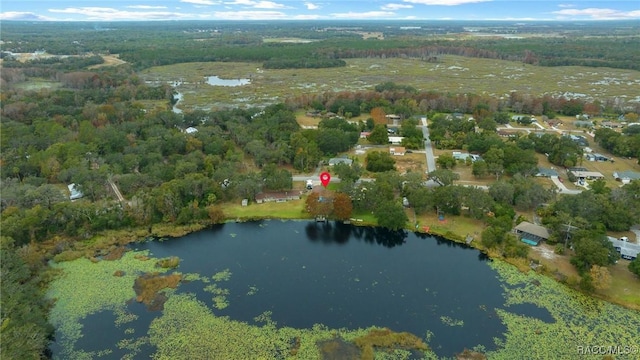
top-left (320, 172), bottom-right (331, 188)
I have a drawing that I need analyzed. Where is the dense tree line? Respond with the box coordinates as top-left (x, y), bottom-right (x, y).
top-left (594, 127), bottom-right (640, 160)
top-left (1, 237), bottom-right (54, 359)
top-left (2, 21), bottom-right (638, 72)
top-left (286, 86), bottom-right (639, 127)
top-left (262, 57), bottom-right (346, 69)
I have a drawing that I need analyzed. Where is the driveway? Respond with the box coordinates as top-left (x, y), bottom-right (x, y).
top-left (550, 176), bottom-right (582, 195)
top-left (421, 117), bottom-right (436, 173)
top-left (630, 225), bottom-right (640, 243)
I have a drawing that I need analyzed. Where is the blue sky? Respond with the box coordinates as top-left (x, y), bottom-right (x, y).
top-left (1, 1), bottom-right (638, 21)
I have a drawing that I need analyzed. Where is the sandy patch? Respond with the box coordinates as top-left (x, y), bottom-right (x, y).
top-left (531, 244), bottom-right (558, 260)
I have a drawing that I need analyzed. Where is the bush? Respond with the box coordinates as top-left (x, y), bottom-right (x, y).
top-left (554, 244), bottom-right (565, 255)
top-left (579, 274), bottom-right (595, 292)
top-left (629, 258), bottom-right (640, 277)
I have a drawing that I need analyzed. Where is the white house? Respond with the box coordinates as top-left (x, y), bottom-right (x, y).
top-left (452, 151), bottom-right (481, 162)
top-left (389, 146), bottom-right (406, 156)
top-left (388, 136), bottom-right (404, 145)
top-left (68, 183), bottom-right (84, 200)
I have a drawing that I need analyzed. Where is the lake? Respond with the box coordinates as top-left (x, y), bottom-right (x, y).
top-left (49, 220), bottom-right (563, 359)
top-left (205, 75), bottom-right (250, 86)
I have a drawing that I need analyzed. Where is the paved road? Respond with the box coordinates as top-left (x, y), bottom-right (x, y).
top-left (421, 117), bottom-right (436, 173)
top-left (292, 175), bottom-right (342, 184)
top-left (550, 176), bottom-right (583, 195)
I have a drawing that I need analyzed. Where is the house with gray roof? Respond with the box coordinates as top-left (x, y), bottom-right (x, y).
top-left (613, 171), bottom-right (640, 184)
top-left (328, 158), bottom-right (353, 166)
top-left (608, 237), bottom-right (640, 260)
top-left (536, 167), bottom-right (558, 177)
top-left (514, 221), bottom-right (550, 246)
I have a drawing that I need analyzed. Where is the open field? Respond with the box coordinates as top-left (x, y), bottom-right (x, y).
top-left (89, 54), bottom-right (127, 69)
top-left (139, 56), bottom-right (640, 110)
top-left (3, 52), bottom-right (127, 68)
top-left (10, 78), bottom-right (63, 91)
top-left (606, 260), bottom-right (640, 308)
top-left (393, 152), bottom-right (427, 174)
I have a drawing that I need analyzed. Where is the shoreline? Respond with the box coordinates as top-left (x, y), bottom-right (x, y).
top-left (42, 208), bottom-right (639, 311)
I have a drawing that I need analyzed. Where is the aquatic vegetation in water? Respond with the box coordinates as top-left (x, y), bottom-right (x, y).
top-left (116, 335), bottom-right (149, 356)
top-left (182, 272), bottom-right (209, 283)
top-left (247, 285), bottom-right (259, 295)
top-left (440, 315), bottom-right (464, 327)
top-left (148, 294), bottom-right (435, 360)
top-left (486, 261), bottom-right (640, 359)
top-left (212, 268), bottom-right (232, 281)
top-left (204, 283), bottom-right (230, 296)
top-left (212, 295), bottom-right (229, 310)
top-left (113, 308), bottom-right (138, 327)
top-left (46, 250), bottom-right (166, 359)
top-left (204, 283), bottom-right (230, 309)
top-left (253, 310), bottom-right (277, 327)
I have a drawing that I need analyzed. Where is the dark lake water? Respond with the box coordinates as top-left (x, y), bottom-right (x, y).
top-left (65, 220), bottom-right (553, 358)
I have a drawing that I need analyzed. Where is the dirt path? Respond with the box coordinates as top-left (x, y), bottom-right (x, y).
top-left (108, 178), bottom-right (125, 204)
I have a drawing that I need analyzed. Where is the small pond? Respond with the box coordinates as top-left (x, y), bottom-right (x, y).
top-left (205, 75), bottom-right (250, 86)
top-left (49, 220), bottom-right (562, 359)
top-left (171, 92), bottom-right (183, 114)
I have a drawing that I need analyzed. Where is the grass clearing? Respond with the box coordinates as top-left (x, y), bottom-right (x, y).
top-left (222, 199), bottom-right (309, 220)
top-left (394, 152), bottom-right (427, 174)
top-left (415, 211), bottom-right (486, 242)
top-left (11, 78), bottom-right (62, 91)
top-left (89, 54), bottom-right (128, 69)
top-left (603, 261), bottom-right (640, 309)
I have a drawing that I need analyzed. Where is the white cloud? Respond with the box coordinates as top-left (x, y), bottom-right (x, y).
top-left (381, 3), bottom-right (413, 10)
top-left (48, 7), bottom-right (190, 21)
top-left (403, 0), bottom-right (491, 5)
top-left (292, 14), bottom-right (324, 19)
top-left (553, 8), bottom-right (640, 20)
top-left (212, 10), bottom-right (287, 19)
top-left (180, 0), bottom-right (220, 5)
top-left (558, 4), bottom-right (575, 8)
top-left (331, 11), bottom-right (395, 19)
top-left (224, 0), bottom-right (288, 9)
top-left (0, 11), bottom-right (53, 21)
top-left (127, 5), bottom-right (168, 9)
top-left (304, 2), bottom-right (320, 10)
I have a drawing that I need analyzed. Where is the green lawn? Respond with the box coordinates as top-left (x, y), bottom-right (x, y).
top-left (222, 199), bottom-right (309, 220)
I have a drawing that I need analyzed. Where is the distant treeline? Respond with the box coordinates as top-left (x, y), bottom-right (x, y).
top-left (263, 57), bottom-right (346, 69)
top-left (1, 21), bottom-right (639, 71)
top-left (1, 54), bottom-right (105, 71)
